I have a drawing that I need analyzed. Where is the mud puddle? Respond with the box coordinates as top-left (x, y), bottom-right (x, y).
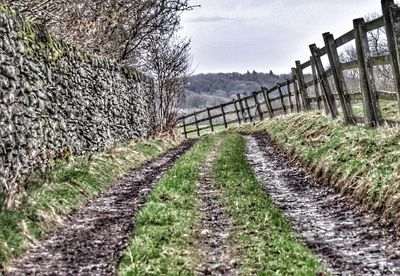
top-left (245, 134), bottom-right (400, 275)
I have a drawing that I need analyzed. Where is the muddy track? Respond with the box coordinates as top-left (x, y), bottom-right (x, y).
top-left (245, 134), bottom-right (400, 275)
top-left (195, 140), bottom-right (238, 275)
top-left (7, 139), bottom-right (197, 276)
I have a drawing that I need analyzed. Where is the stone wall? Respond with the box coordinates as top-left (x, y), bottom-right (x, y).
top-left (0, 6), bottom-right (156, 196)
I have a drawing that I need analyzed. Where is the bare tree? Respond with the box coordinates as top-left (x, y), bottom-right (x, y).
top-left (366, 13), bottom-right (388, 57)
top-left (365, 13), bottom-right (393, 90)
top-left (338, 45), bottom-right (360, 93)
top-left (339, 12), bottom-right (394, 92)
top-left (141, 35), bottom-right (192, 132)
top-left (6, 0), bottom-right (197, 63)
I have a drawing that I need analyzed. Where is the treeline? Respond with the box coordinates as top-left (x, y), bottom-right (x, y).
top-left (180, 71), bottom-right (291, 110)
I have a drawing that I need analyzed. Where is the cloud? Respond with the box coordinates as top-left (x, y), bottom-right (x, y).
top-left (181, 0), bottom-right (383, 74)
top-left (187, 16), bottom-right (233, 23)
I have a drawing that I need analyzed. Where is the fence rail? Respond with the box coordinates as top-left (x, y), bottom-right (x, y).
top-left (178, 0), bottom-right (400, 137)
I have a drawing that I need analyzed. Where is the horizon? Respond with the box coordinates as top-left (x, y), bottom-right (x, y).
top-left (189, 69), bottom-right (286, 75)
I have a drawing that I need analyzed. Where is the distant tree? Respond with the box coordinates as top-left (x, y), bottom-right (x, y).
top-left (251, 70), bottom-right (258, 81)
top-left (269, 70), bottom-right (274, 75)
top-left (180, 70), bottom-right (296, 111)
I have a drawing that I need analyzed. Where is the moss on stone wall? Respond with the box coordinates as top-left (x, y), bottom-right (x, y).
top-left (0, 3), bottom-right (156, 210)
top-left (0, 2), bottom-right (150, 82)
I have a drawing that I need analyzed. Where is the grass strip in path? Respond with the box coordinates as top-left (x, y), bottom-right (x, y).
top-left (194, 138), bottom-right (239, 274)
top-left (0, 135), bottom-right (180, 271)
top-left (118, 137), bottom-right (214, 275)
top-left (212, 133), bottom-right (326, 275)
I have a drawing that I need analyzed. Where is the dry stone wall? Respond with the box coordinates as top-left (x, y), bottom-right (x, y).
top-left (0, 6), bottom-right (156, 196)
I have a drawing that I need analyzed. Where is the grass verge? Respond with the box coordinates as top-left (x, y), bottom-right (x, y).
top-left (352, 99), bottom-right (399, 121)
top-left (118, 137), bottom-right (214, 275)
top-left (212, 133), bottom-right (325, 275)
top-left (0, 135), bottom-right (180, 270)
top-left (234, 111), bottom-right (400, 229)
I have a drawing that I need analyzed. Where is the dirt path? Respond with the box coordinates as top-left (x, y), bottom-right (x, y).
top-left (7, 140), bottom-right (196, 275)
top-left (195, 139), bottom-right (239, 275)
top-left (245, 134), bottom-right (400, 275)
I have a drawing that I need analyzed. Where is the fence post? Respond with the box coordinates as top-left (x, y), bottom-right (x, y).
top-left (286, 79), bottom-right (294, 112)
top-left (236, 94), bottom-right (247, 122)
top-left (291, 68), bottom-right (302, 113)
top-left (253, 91), bottom-right (264, 121)
top-left (277, 83), bottom-right (287, 114)
top-left (309, 44), bottom-right (339, 118)
top-left (220, 104), bottom-right (228, 129)
top-left (194, 112), bottom-right (200, 136)
top-left (323, 32), bottom-right (355, 124)
top-left (382, 0), bottom-right (400, 114)
top-left (233, 100), bottom-right (242, 125)
top-left (261, 87), bottom-right (274, 118)
top-left (207, 107), bottom-right (214, 132)
top-left (243, 96), bottom-right (253, 122)
top-left (295, 61), bottom-right (311, 111)
top-left (182, 117), bottom-right (188, 138)
top-left (354, 18), bottom-right (382, 127)
top-left (310, 56), bottom-right (323, 111)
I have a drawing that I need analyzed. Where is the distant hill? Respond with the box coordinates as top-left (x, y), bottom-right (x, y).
top-left (179, 71), bottom-right (291, 113)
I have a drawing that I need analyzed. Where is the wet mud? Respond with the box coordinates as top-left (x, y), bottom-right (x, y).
top-left (7, 140), bottom-right (196, 275)
top-left (245, 134), bottom-right (400, 275)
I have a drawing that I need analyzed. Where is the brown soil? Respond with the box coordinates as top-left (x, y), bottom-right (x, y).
top-left (194, 140), bottom-right (239, 275)
top-left (245, 133), bottom-right (400, 275)
top-left (7, 139), bottom-right (196, 276)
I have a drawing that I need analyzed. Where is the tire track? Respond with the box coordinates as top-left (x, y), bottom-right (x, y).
top-left (245, 134), bottom-right (400, 275)
top-left (7, 139), bottom-right (197, 275)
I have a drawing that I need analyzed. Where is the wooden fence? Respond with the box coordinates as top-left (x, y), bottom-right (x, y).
top-left (178, 0), bottom-right (400, 137)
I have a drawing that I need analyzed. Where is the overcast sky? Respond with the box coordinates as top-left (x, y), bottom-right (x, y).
top-left (180, 0), bottom-right (391, 74)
